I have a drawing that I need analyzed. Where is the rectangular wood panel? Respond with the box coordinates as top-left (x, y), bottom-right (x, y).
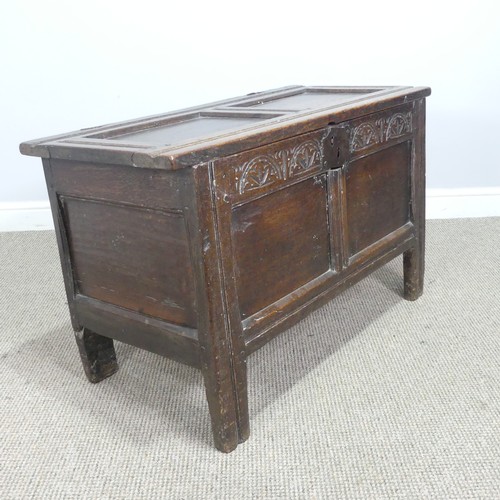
top-left (95, 113), bottom-right (279, 146)
top-left (232, 177), bottom-right (330, 319)
top-left (61, 197), bottom-right (197, 327)
top-left (345, 141), bottom-right (411, 256)
top-left (229, 88), bottom-right (381, 111)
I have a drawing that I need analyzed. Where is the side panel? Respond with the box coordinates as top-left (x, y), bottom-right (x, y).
top-left (47, 159), bottom-right (198, 329)
top-left (61, 196), bottom-right (196, 326)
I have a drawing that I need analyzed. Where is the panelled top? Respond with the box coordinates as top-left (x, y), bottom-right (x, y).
top-left (20, 85), bottom-right (430, 170)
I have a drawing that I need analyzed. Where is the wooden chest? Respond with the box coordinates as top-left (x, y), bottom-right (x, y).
top-left (20, 85), bottom-right (431, 452)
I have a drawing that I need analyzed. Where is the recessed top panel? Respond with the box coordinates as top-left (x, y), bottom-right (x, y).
top-left (96, 114), bottom-right (269, 146)
top-left (232, 89), bottom-right (380, 111)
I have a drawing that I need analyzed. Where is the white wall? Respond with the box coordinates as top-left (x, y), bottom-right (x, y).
top-left (2, 0), bottom-right (499, 209)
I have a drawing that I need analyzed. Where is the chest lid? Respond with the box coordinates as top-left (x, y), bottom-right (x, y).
top-left (20, 85), bottom-right (430, 169)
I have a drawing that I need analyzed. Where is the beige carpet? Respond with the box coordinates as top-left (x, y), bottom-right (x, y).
top-left (1, 218), bottom-right (499, 499)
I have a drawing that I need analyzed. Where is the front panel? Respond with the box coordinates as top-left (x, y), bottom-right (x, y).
top-left (212, 102), bottom-right (417, 339)
top-left (212, 128), bottom-right (339, 334)
top-left (232, 176), bottom-right (330, 319)
top-left (343, 104), bottom-right (415, 262)
top-left (345, 141), bottom-right (411, 256)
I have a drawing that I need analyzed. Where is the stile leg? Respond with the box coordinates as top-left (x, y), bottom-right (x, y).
top-left (403, 240), bottom-right (424, 301)
top-left (75, 328), bottom-right (118, 383)
top-left (404, 97), bottom-right (426, 302)
top-left (190, 164), bottom-right (250, 452)
top-left (200, 339), bottom-right (247, 453)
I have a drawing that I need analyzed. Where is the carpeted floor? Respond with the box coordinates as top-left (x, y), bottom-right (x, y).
top-left (1, 218), bottom-right (499, 499)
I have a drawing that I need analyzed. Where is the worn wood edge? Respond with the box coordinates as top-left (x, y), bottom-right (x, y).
top-left (19, 141), bottom-right (50, 158)
top-left (242, 270), bottom-right (336, 332)
top-left (74, 295), bottom-right (201, 368)
top-left (245, 236), bottom-right (415, 355)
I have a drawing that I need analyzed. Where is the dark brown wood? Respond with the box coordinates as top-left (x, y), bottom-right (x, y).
top-left (43, 159), bottom-right (81, 331)
top-left (245, 235), bottom-right (415, 355)
top-left (74, 328), bottom-right (118, 383)
top-left (61, 196), bottom-right (196, 326)
top-left (242, 223), bottom-right (415, 339)
top-left (404, 98), bottom-right (426, 300)
top-left (74, 295), bottom-right (201, 368)
top-left (232, 177), bottom-right (330, 318)
top-left (187, 164), bottom-right (246, 452)
top-left (21, 85), bottom-right (430, 452)
top-left (345, 141), bottom-right (412, 256)
top-left (49, 159), bottom-right (186, 209)
top-left (20, 86), bottom-right (430, 170)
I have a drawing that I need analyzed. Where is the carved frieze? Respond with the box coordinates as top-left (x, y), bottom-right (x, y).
top-left (236, 139), bottom-right (323, 194)
top-left (350, 111), bottom-right (412, 152)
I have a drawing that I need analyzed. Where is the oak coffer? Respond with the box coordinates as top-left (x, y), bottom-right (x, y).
top-left (20, 85), bottom-right (431, 452)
